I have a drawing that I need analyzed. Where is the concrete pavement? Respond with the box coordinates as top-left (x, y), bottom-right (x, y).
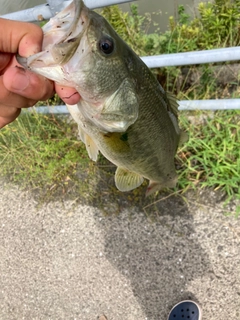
top-left (0, 181), bottom-right (239, 319)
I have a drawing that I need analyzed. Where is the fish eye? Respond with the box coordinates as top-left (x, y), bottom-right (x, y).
top-left (99, 36), bottom-right (114, 55)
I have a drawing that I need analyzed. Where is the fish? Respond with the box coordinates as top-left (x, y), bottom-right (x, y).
top-left (17, 0), bottom-right (187, 196)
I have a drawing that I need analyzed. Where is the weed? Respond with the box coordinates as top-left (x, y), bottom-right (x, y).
top-left (177, 110), bottom-right (240, 203)
top-left (169, 0), bottom-right (240, 51)
top-left (0, 112), bottom-right (89, 196)
top-left (1, 109), bottom-right (239, 206)
top-left (0, 1), bottom-right (240, 208)
top-left (100, 2), bottom-right (240, 99)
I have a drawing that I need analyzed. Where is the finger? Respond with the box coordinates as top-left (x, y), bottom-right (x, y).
top-left (0, 108), bottom-right (21, 129)
top-left (3, 63), bottom-right (55, 101)
top-left (0, 80), bottom-right (37, 128)
top-left (0, 18), bottom-right (43, 56)
top-left (0, 53), bottom-right (12, 74)
top-left (0, 76), bottom-right (38, 109)
top-left (55, 85), bottom-right (81, 105)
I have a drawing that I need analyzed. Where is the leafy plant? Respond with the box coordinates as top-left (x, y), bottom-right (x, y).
top-left (100, 1), bottom-right (240, 100)
top-left (0, 1), bottom-right (240, 207)
top-left (169, 0), bottom-right (240, 51)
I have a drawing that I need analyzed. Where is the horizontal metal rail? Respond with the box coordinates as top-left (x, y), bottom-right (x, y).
top-left (141, 47), bottom-right (240, 67)
top-left (23, 99), bottom-right (240, 114)
top-left (0, 0), bottom-right (136, 22)
top-left (1, 0), bottom-right (240, 111)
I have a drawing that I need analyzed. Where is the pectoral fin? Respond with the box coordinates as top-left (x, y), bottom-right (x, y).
top-left (78, 127), bottom-right (99, 161)
top-left (115, 167), bottom-right (144, 192)
top-left (78, 126), bottom-right (86, 143)
top-left (85, 134), bottom-right (99, 162)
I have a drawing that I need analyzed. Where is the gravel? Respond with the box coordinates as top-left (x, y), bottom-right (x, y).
top-left (0, 182), bottom-right (239, 320)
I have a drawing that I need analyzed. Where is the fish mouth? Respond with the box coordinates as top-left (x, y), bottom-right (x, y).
top-left (17, 0), bottom-right (89, 79)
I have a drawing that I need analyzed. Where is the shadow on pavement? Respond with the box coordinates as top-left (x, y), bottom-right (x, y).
top-left (93, 193), bottom-right (211, 320)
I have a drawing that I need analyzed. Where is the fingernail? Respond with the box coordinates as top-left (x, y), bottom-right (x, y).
top-left (11, 67), bottom-right (30, 91)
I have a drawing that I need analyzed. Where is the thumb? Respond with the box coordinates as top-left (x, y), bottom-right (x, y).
top-left (0, 18), bottom-right (43, 56)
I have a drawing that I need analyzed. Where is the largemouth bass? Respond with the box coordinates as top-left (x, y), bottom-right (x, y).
top-left (17, 0), bottom-right (187, 196)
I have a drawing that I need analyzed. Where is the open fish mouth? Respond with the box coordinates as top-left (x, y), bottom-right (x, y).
top-left (16, 0), bottom-right (89, 84)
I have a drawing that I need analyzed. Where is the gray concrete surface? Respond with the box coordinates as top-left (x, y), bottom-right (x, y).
top-left (0, 182), bottom-right (239, 320)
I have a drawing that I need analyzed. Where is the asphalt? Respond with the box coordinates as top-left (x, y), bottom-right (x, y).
top-left (0, 181), bottom-right (239, 320)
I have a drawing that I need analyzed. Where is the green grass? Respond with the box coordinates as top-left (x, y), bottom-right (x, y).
top-left (177, 110), bottom-right (240, 202)
top-left (0, 111), bottom-right (90, 196)
top-left (0, 2), bottom-right (240, 213)
top-left (0, 109), bottom-right (239, 210)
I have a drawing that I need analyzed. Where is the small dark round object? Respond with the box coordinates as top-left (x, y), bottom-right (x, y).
top-left (168, 300), bottom-right (202, 320)
top-left (99, 36), bottom-right (114, 55)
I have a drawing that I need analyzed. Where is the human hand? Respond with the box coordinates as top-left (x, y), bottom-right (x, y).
top-left (0, 19), bottom-right (80, 129)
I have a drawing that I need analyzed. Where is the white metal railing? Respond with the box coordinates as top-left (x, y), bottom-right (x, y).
top-left (1, 0), bottom-right (240, 111)
top-left (1, 0), bottom-right (136, 21)
top-left (24, 99), bottom-right (240, 114)
top-left (141, 47), bottom-right (240, 68)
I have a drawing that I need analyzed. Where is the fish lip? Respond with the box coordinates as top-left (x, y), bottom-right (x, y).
top-left (16, 55), bottom-right (28, 68)
top-left (42, 0), bottom-right (87, 51)
top-left (17, 0), bottom-right (89, 70)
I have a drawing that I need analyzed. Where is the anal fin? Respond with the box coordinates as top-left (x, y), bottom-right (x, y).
top-left (115, 167), bottom-right (144, 192)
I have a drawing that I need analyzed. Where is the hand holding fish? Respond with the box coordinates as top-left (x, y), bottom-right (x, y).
top-left (0, 18), bottom-right (80, 128)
